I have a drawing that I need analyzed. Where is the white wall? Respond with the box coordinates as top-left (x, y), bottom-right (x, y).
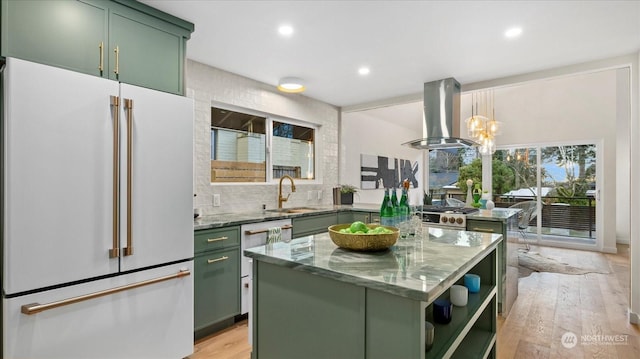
top-left (186, 60), bottom-right (340, 214)
top-left (630, 50), bottom-right (640, 324)
top-left (340, 103), bottom-right (424, 206)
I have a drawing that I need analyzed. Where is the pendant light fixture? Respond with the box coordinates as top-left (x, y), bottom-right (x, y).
top-left (465, 90), bottom-right (500, 155)
top-left (277, 77), bottom-right (305, 93)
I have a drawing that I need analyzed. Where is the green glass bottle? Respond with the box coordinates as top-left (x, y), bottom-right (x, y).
top-left (390, 187), bottom-right (399, 226)
top-left (380, 188), bottom-right (394, 226)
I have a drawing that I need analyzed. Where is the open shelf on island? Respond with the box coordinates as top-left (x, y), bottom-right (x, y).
top-left (451, 328), bottom-right (497, 359)
top-left (426, 284), bottom-right (497, 358)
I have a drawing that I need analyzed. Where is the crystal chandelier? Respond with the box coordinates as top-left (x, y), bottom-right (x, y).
top-left (466, 91), bottom-right (500, 155)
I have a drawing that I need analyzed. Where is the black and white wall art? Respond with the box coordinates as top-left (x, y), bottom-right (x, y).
top-left (360, 154), bottom-right (419, 190)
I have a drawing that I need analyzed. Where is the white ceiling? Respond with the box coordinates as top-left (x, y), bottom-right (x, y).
top-left (140, 0), bottom-right (640, 108)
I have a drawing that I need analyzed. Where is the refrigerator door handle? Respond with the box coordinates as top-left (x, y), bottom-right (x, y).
top-left (109, 96), bottom-right (120, 259)
top-left (20, 270), bottom-right (191, 315)
top-left (123, 98), bottom-right (134, 256)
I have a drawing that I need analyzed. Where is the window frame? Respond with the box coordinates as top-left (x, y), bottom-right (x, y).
top-left (209, 102), bottom-right (320, 185)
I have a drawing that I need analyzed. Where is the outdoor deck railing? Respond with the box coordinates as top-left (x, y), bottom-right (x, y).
top-left (495, 196), bottom-right (596, 238)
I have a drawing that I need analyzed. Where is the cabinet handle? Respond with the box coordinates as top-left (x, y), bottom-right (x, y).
top-left (21, 269), bottom-right (190, 315)
top-left (123, 99), bottom-right (134, 256)
top-left (114, 46), bottom-right (120, 75)
top-left (244, 224), bottom-right (292, 235)
top-left (98, 41), bottom-right (104, 72)
top-left (471, 227), bottom-right (494, 233)
top-left (207, 236), bottom-right (228, 243)
top-left (207, 256), bottom-right (229, 264)
top-left (109, 96), bottom-right (120, 259)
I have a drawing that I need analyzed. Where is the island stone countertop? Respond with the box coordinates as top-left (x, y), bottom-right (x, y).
top-left (244, 226), bottom-right (502, 303)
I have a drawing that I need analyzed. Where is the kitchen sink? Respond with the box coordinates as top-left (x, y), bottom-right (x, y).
top-left (266, 207), bottom-right (319, 214)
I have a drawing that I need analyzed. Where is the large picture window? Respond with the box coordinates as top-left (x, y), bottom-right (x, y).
top-left (210, 106), bottom-right (316, 182)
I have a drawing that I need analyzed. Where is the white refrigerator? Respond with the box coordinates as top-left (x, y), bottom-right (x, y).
top-left (1, 57), bottom-right (194, 358)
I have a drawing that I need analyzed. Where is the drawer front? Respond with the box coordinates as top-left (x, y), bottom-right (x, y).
top-left (346, 211), bottom-right (371, 224)
top-left (337, 211), bottom-right (354, 224)
top-left (466, 219), bottom-right (504, 234)
top-left (370, 212), bottom-right (381, 224)
top-left (292, 213), bottom-right (338, 238)
top-left (194, 247), bottom-right (240, 330)
top-left (194, 226), bottom-right (240, 253)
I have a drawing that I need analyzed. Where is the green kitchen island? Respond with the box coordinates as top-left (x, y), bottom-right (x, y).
top-left (244, 226), bottom-right (502, 359)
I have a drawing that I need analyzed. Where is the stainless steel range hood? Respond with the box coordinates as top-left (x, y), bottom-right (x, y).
top-left (403, 78), bottom-right (478, 149)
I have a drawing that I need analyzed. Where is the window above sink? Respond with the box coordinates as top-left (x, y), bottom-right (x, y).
top-left (210, 106), bottom-right (316, 183)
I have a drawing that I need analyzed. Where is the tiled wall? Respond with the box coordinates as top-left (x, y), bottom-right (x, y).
top-left (186, 60), bottom-right (340, 215)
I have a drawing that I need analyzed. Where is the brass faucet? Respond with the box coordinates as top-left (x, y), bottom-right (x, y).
top-left (278, 175), bottom-right (296, 209)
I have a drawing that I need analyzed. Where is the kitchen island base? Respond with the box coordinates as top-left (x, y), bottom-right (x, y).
top-left (248, 231), bottom-right (500, 359)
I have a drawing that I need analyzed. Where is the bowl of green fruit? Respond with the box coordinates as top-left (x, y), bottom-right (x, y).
top-left (328, 221), bottom-right (399, 251)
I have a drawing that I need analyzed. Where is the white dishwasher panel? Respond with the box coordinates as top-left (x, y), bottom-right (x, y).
top-left (240, 219), bottom-right (292, 278)
top-left (240, 218), bottom-right (292, 345)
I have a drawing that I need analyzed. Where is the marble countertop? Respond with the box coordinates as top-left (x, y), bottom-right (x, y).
top-left (193, 204), bottom-right (519, 230)
top-left (194, 203), bottom-right (381, 230)
top-left (244, 226), bottom-right (502, 303)
top-left (467, 207), bottom-right (521, 222)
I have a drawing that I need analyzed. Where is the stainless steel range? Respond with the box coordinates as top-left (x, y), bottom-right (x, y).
top-left (420, 206), bottom-right (479, 229)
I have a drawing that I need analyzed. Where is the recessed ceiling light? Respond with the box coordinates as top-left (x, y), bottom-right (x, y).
top-left (358, 67), bottom-right (370, 76)
top-left (278, 24), bottom-right (294, 36)
top-left (505, 27), bottom-right (522, 39)
top-left (277, 77), bottom-right (305, 93)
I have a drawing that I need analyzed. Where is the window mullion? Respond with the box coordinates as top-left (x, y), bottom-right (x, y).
top-left (266, 118), bottom-right (273, 182)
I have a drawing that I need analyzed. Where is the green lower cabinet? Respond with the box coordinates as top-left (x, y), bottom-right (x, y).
top-left (467, 219), bottom-right (509, 316)
top-left (292, 213), bottom-right (338, 238)
top-left (370, 212), bottom-right (380, 224)
top-left (254, 261), bottom-right (366, 358)
top-left (194, 247), bottom-right (240, 332)
top-left (337, 211), bottom-right (354, 224)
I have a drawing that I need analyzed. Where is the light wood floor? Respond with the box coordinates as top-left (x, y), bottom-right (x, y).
top-left (189, 244), bottom-right (639, 359)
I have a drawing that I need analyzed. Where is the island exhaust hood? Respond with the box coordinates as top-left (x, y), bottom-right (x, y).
top-left (403, 78), bottom-right (478, 149)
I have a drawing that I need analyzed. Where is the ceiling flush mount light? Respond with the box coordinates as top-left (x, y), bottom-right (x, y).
top-left (278, 24), bottom-right (294, 37)
top-left (358, 67), bottom-right (370, 76)
top-left (277, 77), bottom-right (305, 93)
top-left (505, 27), bottom-right (522, 39)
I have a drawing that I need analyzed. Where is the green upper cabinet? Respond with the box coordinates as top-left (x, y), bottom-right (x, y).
top-left (1, 0), bottom-right (194, 95)
top-left (1, 0), bottom-right (108, 77)
top-left (107, 1), bottom-right (186, 93)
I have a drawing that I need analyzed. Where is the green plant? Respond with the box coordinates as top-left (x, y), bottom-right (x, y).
top-left (340, 184), bottom-right (358, 194)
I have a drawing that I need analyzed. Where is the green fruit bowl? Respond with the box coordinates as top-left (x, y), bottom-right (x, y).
top-left (328, 224), bottom-right (399, 251)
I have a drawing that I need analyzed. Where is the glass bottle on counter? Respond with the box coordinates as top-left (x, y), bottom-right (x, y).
top-left (380, 188), bottom-right (395, 226)
top-left (398, 180), bottom-right (411, 225)
top-left (390, 187), bottom-right (399, 226)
